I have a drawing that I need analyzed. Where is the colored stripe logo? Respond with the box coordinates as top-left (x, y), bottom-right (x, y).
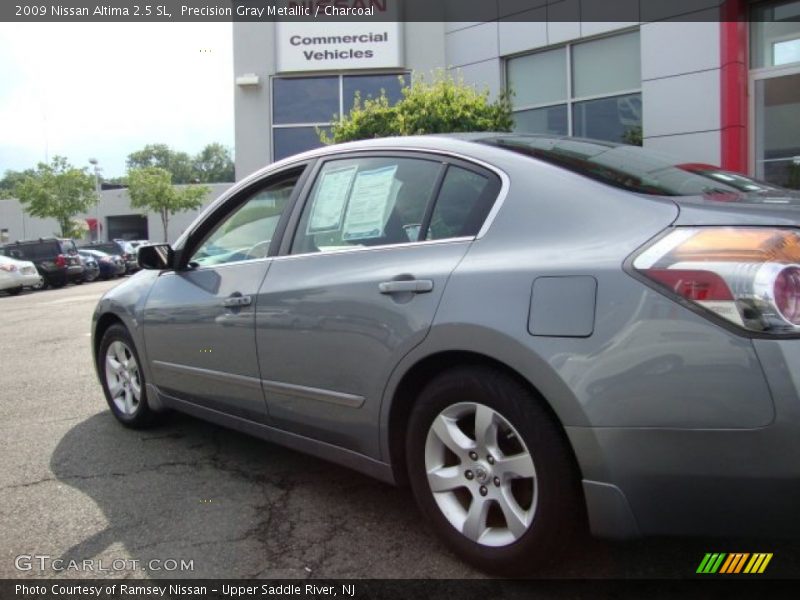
top-left (696, 553), bottom-right (773, 574)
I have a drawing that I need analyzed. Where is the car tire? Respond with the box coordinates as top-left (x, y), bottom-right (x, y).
top-left (98, 324), bottom-right (157, 429)
top-left (406, 366), bottom-right (584, 576)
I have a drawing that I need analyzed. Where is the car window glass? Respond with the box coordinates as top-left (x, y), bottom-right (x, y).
top-left (60, 240), bottom-right (78, 254)
top-left (291, 157), bottom-right (440, 255)
top-left (426, 167), bottom-right (494, 241)
top-left (191, 177), bottom-right (297, 267)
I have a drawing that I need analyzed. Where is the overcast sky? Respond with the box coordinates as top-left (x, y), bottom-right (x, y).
top-left (0, 22), bottom-right (234, 179)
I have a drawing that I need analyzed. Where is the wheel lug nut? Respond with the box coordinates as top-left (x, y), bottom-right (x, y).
top-left (493, 477), bottom-right (500, 487)
top-left (487, 455), bottom-right (495, 465)
top-left (469, 451), bottom-right (478, 460)
top-left (479, 486), bottom-right (488, 496)
top-left (465, 470), bottom-right (474, 480)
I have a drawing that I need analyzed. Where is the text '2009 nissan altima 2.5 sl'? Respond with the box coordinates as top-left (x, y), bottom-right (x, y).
top-left (91, 134), bottom-right (800, 574)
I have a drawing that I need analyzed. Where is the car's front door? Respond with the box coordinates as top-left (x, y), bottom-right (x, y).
top-left (255, 154), bottom-right (502, 456)
top-left (142, 165), bottom-right (307, 422)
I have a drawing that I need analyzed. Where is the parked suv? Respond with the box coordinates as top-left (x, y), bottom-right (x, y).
top-left (80, 241), bottom-right (138, 274)
top-left (1, 238), bottom-right (83, 288)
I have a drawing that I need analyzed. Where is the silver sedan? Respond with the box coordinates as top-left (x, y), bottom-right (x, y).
top-left (92, 134), bottom-right (800, 574)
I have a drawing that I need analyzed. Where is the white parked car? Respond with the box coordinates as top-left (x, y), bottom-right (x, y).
top-left (0, 254), bottom-right (42, 295)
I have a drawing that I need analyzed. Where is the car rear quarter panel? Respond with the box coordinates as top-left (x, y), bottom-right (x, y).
top-left (380, 150), bottom-right (777, 461)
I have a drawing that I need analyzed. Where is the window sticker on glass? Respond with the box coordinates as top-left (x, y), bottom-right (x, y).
top-left (341, 165), bottom-right (399, 241)
top-left (307, 165), bottom-right (357, 234)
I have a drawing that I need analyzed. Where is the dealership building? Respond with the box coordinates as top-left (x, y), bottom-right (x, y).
top-left (2, 0), bottom-right (799, 244)
top-left (233, 0), bottom-right (799, 186)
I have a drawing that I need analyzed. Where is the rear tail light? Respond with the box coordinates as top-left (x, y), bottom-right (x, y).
top-left (0, 264), bottom-right (17, 272)
top-left (55, 254), bottom-right (67, 268)
top-left (633, 227), bottom-right (800, 335)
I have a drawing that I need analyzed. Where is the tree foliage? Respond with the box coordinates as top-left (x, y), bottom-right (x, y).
top-left (127, 144), bottom-right (195, 184)
top-left (320, 71), bottom-right (513, 144)
top-left (126, 143), bottom-right (234, 184)
top-left (193, 142), bottom-right (235, 183)
top-left (127, 167), bottom-right (209, 242)
top-left (0, 168), bottom-right (36, 198)
top-left (5, 157), bottom-right (96, 237)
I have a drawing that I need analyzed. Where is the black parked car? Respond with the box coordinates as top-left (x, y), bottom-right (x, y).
top-left (79, 249), bottom-right (126, 279)
top-left (80, 241), bottom-right (138, 274)
top-left (0, 238), bottom-right (83, 288)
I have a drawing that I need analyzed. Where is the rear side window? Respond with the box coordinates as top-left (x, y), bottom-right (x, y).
top-left (60, 240), bottom-right (78, 254)
top-left (291, 157), bottom-right (441, 255)
top-left (426, 166), bottom-right (497, 240)
top-left (6, 242), bottom-right (59, 260)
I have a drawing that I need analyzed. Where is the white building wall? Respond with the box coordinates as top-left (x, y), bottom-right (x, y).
top-left (446, 12), bottom-right (725, 167)
top-left (0, 183), bottom-right (232, 246)
top-left (640, 15), bottom-right (722, 164)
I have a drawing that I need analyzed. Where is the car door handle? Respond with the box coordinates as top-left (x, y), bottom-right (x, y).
top-left (378, 279), bottom-right (434, 294)
top-left (222, 294), bottom-right (252, 308)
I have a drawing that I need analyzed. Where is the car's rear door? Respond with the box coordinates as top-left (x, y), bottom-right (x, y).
top-left (254, 152), bottom-right (503, 456)
top-left (142, 164), bottom-right (309, 422)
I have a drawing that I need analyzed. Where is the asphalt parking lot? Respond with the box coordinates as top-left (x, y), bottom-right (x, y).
top-left (1, 279), bottom-right (800, 580)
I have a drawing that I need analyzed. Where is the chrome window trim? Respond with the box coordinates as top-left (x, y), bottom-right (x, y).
top-left (272, 236), bottom-right (474, 262)
top-left (187, 146), bottom-right (510, 252)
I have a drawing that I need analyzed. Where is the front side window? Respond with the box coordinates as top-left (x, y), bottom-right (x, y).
top-left (191, 176), bottom-right (298, 266)
top-left (506, 30), bottom-right (642, 144)
top-left (291, 157), bottom-right (440, 255)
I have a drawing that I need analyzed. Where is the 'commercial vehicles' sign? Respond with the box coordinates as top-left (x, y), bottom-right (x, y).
top-left (276, 2), bottom-right (402, 72)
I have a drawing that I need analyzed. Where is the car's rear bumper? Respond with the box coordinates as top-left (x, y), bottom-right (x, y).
top-left (571, 338), bottom-right (800, 540)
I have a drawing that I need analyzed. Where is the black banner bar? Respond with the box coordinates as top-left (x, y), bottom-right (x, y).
top-left (2, 0), bottom-right (794, 23)
top-left (2, 579), bottom-right (798, 600)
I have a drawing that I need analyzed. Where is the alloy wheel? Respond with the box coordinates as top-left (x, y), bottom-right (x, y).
top-left (104, 340), bottom-right (142, 416)
top-left (424, 402), bottom-right (538, 547)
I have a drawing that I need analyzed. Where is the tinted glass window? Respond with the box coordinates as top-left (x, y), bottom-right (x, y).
top-left (571, 31), bottom-right (640, 98)
top-left (273, 126), bottom-right (330, 162)
top-left (507, 47), bottom-right (567, 108)
top-left (86, 243), bottom-right (121, 255)
top-left (513, 105), bottom-right (568, 136)
top-left (291, 157), bottom-right (441, 255)
top-left (343, 73), bottom-right (409, 114)
top-left (191, 176), bottom-right (297, 266)
top-left (481, 135), bottom-right (800, 199)
top-left (427, 167), bottom-right (495, 240)
top-left (273, 77), bottom-right (339, 124)
top-left (60, 240), bottom-right (78, 255)
top-left (572, 93), bottom-right (642, 144)
top-left (6, 242), bottom-right (60, 260)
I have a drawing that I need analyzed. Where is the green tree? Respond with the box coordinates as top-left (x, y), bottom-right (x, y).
top-left (127, 144), bottom-right (194, 184)
top-left (7, 157), bottom-right (95, 237)
top-left (127, 167), bottom-right (208, 242)
top-left (193, 143), bottom-right (235, 183)
top-left (320, 71), bottom-right (513, 144)
top-left (0, 168), bottom-right (36, 198)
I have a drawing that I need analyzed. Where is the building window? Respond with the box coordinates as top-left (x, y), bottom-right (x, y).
top-left (750, 0), bottom-right (800, 187)
top-left (272, 73), bottom-right (409, 162)
top-left (506, 30), bottom-right (642, 144)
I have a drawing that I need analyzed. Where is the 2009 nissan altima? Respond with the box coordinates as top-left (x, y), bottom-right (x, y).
top-left (92, 133), bottom-right (800, 574)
